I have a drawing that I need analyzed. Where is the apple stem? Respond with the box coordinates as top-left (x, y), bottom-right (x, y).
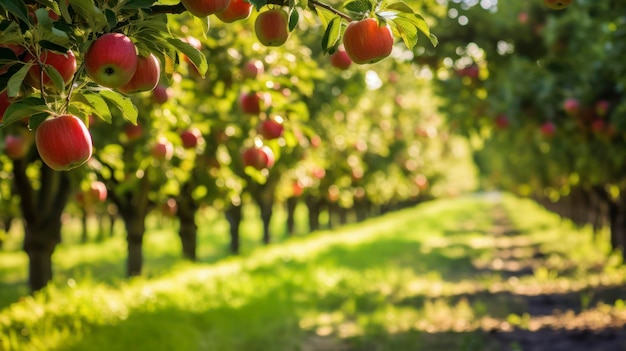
top-left (63, 63), bottom-right (85, 115)
top-left (308, 0), bottom-right (353, 22)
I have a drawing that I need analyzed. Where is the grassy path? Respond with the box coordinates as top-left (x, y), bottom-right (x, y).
top-left (1, 193), bottom-right (626, 351)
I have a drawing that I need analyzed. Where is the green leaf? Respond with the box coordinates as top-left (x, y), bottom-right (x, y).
top-left (343, 0), bottom-right (372, 14)
top-left (248, 0), bottom-right (267, 11)
top-left (0, 0), bottom-right (29, 24)
top-left (288, 8), bottom-right (299, 32)
top-left (385, 2), bottom-right (414, 13)
top-left (123, 0), bottom-right (157, 10)
top-left (314, 7), bottom-right (337, 28)
top-left (100, 90), bottom-right (138, 124)
top-left (68, 0), bottom-right (107, 32)
top-left (2, 97), bottom-right (49, 128)
top-left (321, 17), bottom-right (342, 53)
top-left (38, 40), bottom-right (69, 55)
top-left (6, 63), bottom-right (30, 97)
top-left (42, 65), bottom-right (66, 92)
top-left (73, 92), bottom-right (113, 123)
top-left (167, 37), bottom-right (208, 77)
top-left (392, 16), bottom-right (418, 50)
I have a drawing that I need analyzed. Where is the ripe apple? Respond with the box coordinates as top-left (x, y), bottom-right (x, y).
top-left (124, 124), bottom-right (143, 142)
top-left (255, 8), bottom-right (290, 47)
top-left (35, 115), bottom-right (93, 171)
top-left (118, 54), bottom-right (161, 94)
top-left (595, 100), bottom-right (610, 117)
top-left (330, 46), bottom-right (352, 70)
top-left (0, 90), bottom-right (10, 121)
top-left (182, 0), bottom-right (230, 17)
top-left (591, 119), bottom-right (605, 133)
top-left (342, 18), bottom-right (394, 64)
top-left (239, 91), bottom-right (270, 114)
top-left (152, 84), bottom-right (170, 104)
top-left (563, 98), bottom-right (580, 117)
top-left (161, 198), bottom-right (178, 217)
top-left (151, 138), bottom-right (174, 161)
top-left (4, 134), bottom-right (30, 160)
top-left (84, 33), bottom-right (138, 88)
top-left (517, 12), bottom-right (529, 24)
top-left (0, 44), bottom-right (26, 57)
top-left (540, 121), bottom-right (556, 138)
top-left (455, 64), bottom-right (479, 79)
top-left (242, 59), bottom-right (265, 79)
top-left (24, 50), bottom-right (77, 89)
top-left (544, 0), bottom-right (572, 10)
top-left (258, 118), bottom-right (284, 139)
top-left (180, 127), bottom-right (203, 149)
top-left (90, 181), bottom-right (108, 202)
top-left (242, 145), bottom-right (275, 170)
top-left (495, 114), bottom-right (510, 129)
top-left (216, 0), bottom-right (253, 23)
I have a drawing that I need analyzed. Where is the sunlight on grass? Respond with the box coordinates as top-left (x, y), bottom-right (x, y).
top-left (2, 193), bottom-right (626, 351)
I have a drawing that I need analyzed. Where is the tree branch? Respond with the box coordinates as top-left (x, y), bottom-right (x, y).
top-left (309, 0), bottom-right (353, 22)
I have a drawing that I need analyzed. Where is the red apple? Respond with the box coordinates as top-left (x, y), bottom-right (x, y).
top-left (540, 121), bottom-right (556, 138)
top-left (180, 127), bottom-right (203, 149)
top-left (455, 64), bottom-right (479, 79)
top-left (342, 18), bottom-right (394, 64)
top-left (151, 138), bottom-right (174, 161)
top-left (118, 54), bottom-right (161, 94)
top-left (595, 100), bottom-right (610, 117)
top-left (239, 91), bottom-right (270, 114)
top-left (255, 8), bottom-right (290, 47)
top-left (330, 46), bottom-right (352, 70)
top-left (161, 198), bottom-right (178, 217)
top-left (4, 134), bottom-right (30, 160)
top-left (84, 33), bottom-right (138, 88)
top-left (216, 0), bottom-right (253, 23)
top-left (495, 114), bottom-right (510, 129)
top-left (152, 84), bottom-right (170, 104)
top-left (517, 12), bottom-right (529, 24)
top-left (591, 119), bottom-right (605, 133)
top-left (181, 0), bottom-right (230, 17)
top-left (124, 124), bottom-right (143, 142)
top-left (258, 118), bottom-right (284, 139)
top-left (242, 59), bottom-right (264, 79)
top-left (35, 114), bottom-right (93, 171)
top-left (242, 145), bottom-right (275, 170)
top-left (563, 98), bottom-right (580, 117)
top-left (312, 167), bottom-right (325, 179)
top-left (0, 90), bottom-right (10, 121)
top-left (24, 49), bottom-right (77, 89)
top-left (88, 180), bottom-right (108, 203)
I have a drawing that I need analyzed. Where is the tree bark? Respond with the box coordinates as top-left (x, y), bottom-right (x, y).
top-left (13, 159), bottom-right (71, 293)
top-left (253, 194), bottom-right (274, 245)
top-left (81, 209), bottom-right (89, 243)
top-left (285, 197), bottom-right (298, 236)
top-left (177, 183), bottom-right (198, 261)
top-left (226, 204), bottom-right (242, 254)
top-left (125, 215), bottom-right (145, 277)
top-left (305, 195), bottom-right (321, 232)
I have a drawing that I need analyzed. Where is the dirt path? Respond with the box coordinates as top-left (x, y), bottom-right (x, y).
top-left (484, 205), bottom-right (626, 351)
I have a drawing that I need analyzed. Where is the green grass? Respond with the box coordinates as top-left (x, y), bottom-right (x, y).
top-left (1, 193), bottom-right (625, 351)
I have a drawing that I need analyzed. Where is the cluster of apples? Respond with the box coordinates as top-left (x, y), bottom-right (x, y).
top-left (2, 30), bottom-right (164, 171)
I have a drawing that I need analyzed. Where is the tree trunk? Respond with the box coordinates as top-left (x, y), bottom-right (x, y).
top-left (177, 183), bottom-right (198, 261)
top-left (24, 220), bottom-right (61, 292)
top-left (13, 159), bottom-right (71, 293)
top-left (305, 195), bottom-right (321, 232)
top-left (285, 197), bottom-right (298, 236)
top-left (608, 196), bottom-right (626, 259)
top-left (81, 209), bottom-right (89, 243)
top-left (124, 215), bottom-right (145, 277)
top-left (226, 204), bottom-right (242, 254)
top-left (255, 197), bottom-right (273, 245)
